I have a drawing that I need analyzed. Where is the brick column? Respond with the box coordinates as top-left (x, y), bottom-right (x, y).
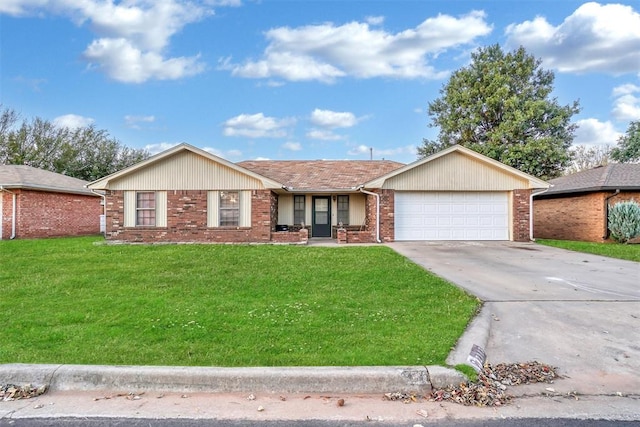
top-left (513, 189), bottom-right (532, 242)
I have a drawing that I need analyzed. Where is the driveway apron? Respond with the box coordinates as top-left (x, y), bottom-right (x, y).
top-left (388, 241), bottom-right (640, 396)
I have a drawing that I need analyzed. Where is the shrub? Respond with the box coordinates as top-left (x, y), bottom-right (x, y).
top-left (608, 200), bottom-right (640, 243)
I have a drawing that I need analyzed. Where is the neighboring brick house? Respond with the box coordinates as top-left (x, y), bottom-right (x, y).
top-left (533, 163), bottom-right (640, 242)
top-left (87, 143), bottom-right (548, 244)
top-left (0, 165), bottom-right (102, 240)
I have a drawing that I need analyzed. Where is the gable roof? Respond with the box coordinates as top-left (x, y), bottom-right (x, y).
top-left (0, 165), bottom-right (96, 196)
top-left (364, 144), bottom-right (549, 189)
top-left (237, 160), bottom-right (405, 192)
top-left (539, 163), bottom-right (640, 196)
top-left (87, 143), bottom-right (284, 190)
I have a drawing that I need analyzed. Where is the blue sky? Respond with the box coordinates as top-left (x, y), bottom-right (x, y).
top-left (1, 0), bottom-right (639, 164)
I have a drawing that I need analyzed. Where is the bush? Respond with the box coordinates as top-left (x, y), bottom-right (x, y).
top-left (608, 200), bottom-right (640, 243)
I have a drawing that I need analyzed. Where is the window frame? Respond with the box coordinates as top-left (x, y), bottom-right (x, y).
top-left (293, 195), bottom-right (305, 225)
top-left (219, 190), bottom-right (240, 227)
top-left (337, 195), bottom-right (349, 225)
top-left (136, 191), bottom-right (156, 227)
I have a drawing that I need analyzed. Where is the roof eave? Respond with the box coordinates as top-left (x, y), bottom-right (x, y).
top-left (535, 185), bottom-right (640, 197)
top-left (1, 183), bottom-right (98, 196)
top-left (280, 188), bottom-right (362, 194)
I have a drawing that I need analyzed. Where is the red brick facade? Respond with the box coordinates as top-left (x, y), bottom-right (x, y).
top-left (0, 189), bottom-right (101, 239)
top-left (534, 191), bottom-right (640, 242)
top-left (512, 189), bottom-right (532, 242)
top-left (104, 189), bottom-right (278, 243)
top-left (100, 187), bottom-right (538, 244)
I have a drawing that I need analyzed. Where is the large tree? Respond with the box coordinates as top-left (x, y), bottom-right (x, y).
top-left (611, 120), bottom-right (640, 163)
top-left (419, 44), bottom-right (580, 180)
top-left (0, 106), bottom-right (149, 181)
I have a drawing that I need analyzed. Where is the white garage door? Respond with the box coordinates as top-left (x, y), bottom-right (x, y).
top-left (395, 192), bottom-right (509, 241)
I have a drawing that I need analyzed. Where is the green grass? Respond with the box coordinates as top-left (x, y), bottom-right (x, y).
top-left (537, 239), bottom-right (640, 262)
top-left (0, 236), bottom-right (479, 367)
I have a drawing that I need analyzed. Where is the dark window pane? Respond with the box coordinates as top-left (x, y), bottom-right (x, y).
top-left (220, 191), bottom-right (240, 226)
top-left (337, 195), bottom-right (349, 225)
top-left (136, 192), bottom-right (156, 226)
top-left (294, 195), bottom-right (305, 225)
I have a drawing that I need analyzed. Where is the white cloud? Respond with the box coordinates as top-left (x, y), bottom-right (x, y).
top-left (205, 0), bottom-right (242, 6)
top-left (203, 146), bottom-right (242, 159)
top-left (310, 109), bottom-right (358, 129)
top-left (505, 2), bottom-right (640, 75)
top-left (52, 113), bottom-right (94, 129)
top-left (611, 84), bottom-right (640, 122)
top-left (5, 0), bottom-right (217, 83)
top-left (144, 142), bottom-right (179, 155)
top-left (306, 129), bottom-right (343, 141)
top-left (282, 141), bottom-right (302, 151)
top-left (573, 118), bottom-right (622, 146)
top-left (222, 11), bottom-right (491, 83)
top-left (84, 37), bottom-right (205, 84)
top-left (124, 114), bottom-right (155, 129)
top-left (365, 15), bottom-right (384, 25)
top-left (223, 113), bottom-right (295, 138)
top-left (0, 0), bottom-right (49, 15)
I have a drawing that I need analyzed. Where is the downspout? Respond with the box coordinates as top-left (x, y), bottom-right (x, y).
top-left (357, 187), bottom-right (381, 243)
top-left (0, 187), bottom-right (17, 240)
top-left (530, 188), bottom-right (549, 241)
top-left (603, 189), bottom-right (621, 240)
top-left (90, 189), bottom-right (107, 237)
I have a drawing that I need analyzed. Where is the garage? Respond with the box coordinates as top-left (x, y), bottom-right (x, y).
top-left (395, 191), bottom-right (509, 241)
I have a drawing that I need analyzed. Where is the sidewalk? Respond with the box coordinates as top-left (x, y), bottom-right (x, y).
top-left (1, 361), bottom-right (639, 422)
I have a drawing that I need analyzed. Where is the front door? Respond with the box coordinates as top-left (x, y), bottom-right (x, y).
top-left (312, 196), bottom-right (331, 237)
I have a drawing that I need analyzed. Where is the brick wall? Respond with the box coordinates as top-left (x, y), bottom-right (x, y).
top-left (2, 189), bottom-right (101, 239)
top-left (512, 189), bottom-right (532, 242)
top-left (272, 228), bottom-right (308, 244)
top-left (105, 189), bottom-right (274, 243)
top-left (1, 191), bottom-right (10, 239)
top-left (534, 192), bottom-right (606, 241)
top-left (363, 189), bottom-right (394, 242)
top-left (534, 191), bottom-right (640, 242)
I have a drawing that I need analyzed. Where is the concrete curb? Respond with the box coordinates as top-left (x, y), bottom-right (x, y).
top-left (446, 304), bottom-right (491, 367)
top-left (0, 364), bottom-right (465, 394)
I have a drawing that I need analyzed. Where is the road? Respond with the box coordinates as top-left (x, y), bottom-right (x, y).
top-left (2, 417), bottom-right (640, 426)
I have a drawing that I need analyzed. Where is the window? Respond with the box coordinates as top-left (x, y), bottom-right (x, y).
top-left (220, 191), bottom-right (240, 226)
top-left (294, 195), bottom-right (305, 225)
top-left (136, 192), bottom-right (156, 226)
top-left (337, 195), bottom-right (349, 225)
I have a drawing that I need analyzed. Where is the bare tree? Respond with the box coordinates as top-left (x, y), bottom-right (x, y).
top-left (566, 144), bottom-right (612, 174)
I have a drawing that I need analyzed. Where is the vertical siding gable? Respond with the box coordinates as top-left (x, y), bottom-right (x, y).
top-left (382, 151), bottom-right (529, 191)
top-left (110, 151), bottom-right (266, 191)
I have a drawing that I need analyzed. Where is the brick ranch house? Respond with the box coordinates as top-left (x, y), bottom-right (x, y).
top-left (0, 165), bottom-right (102, 240)
top-left (533, 163), bottom-right (640, 242)
top-left (87, 143), bottom-right (549, 244)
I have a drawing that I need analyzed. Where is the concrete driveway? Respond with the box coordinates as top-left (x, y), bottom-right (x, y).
top-left (388, 241), bottom-right (640, 396)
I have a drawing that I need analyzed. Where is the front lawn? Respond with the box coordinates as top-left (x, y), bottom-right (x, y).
top-left (537, 239), bottom-right (640, 262)
top-left (0, 237), bottom-right (478, 367)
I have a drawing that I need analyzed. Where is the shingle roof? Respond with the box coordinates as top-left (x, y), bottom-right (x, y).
top-left (540, 163), bottom-right (640, 196)
top-left (0, 165), bottom-right (96, 196)
top-left (237, 160), bottom-right (405, 191)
